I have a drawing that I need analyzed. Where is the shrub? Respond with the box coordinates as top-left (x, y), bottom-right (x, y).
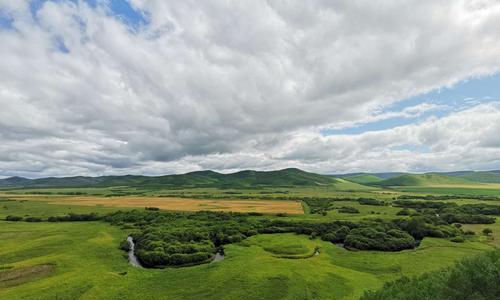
top-left (450, 236), bottom-right (464, 243)
top-left (321, 226), bottom-right (350, 243)
top-left (119, 239), bottom-right (130, 251)
top-left (24, 217), bottom-right (42, 222)
top-left (358, 198), bottom-right (384, 206)
top-left (338, 206), bottom-right (360, 214)
top-left (47, 213), bottom-right (100, 222)
top-left (361, 250), bottom-right (500, 300)
top-left (441, 213), bottom-right (495, 224)
top-left (483, 228), bottom-right (493, 236)
top-left (5, 215), bottom-right (22, 221)
top-left (396, 209), bottom-right (411, 216)
top-left (145, 207), bottom-right (160, 211)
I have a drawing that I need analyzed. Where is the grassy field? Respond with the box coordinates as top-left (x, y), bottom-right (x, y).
top-left (0, 220), bottom-right (493, 300)
top-left (0, 195), bottom-right (303, 214)
top-left (1, 181), bottom-right (500, 299)
top-left (393, 185), bottom-right (500, 196)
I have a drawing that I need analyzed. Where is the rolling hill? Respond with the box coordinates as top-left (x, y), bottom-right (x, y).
top-left (0, 168), bottom-right (341, 189)
top-left (3, 169), bottom-right (498, 189)
top-left (449, 171), bottom-right (500, 183)
top-left (373, 173), bottom-right (476, 187)
top-left (342, 174), bottom-right (384, 184)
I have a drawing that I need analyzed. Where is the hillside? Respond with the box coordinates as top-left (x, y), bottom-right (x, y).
top-left (374, 173), bottom-right (476, 187)
top-left (0, 168), bottom-right (340, 189)
top-left (343, 174), bottom-right (384, 184)
top-left (453, 171), bottom-right (500, 183)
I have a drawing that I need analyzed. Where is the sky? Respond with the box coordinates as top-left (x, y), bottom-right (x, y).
top-left (1, 0), bottom-right (500, 178)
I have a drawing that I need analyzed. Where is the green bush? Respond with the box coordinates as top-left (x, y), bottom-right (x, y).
top-left (450, 236), bottom-right (464, 243)
top-left (483, 228), bottom-right (493, 236)
top-left (357, 198), bottom-right (384, 206)
top-left (338, 206), bottom-right (360, 214)
top-left (361, 250), bottom-right (500, 300)
top-left (5, 215), bottom-right (23, 221)
top-left (344, 228), bottom-right (416, 251)
top-left (396, 209), bottom-right (411, 216)
top-left (119, 239), bottom-right (130, 251)
top-left (321, 226), bottom-right (350, 243)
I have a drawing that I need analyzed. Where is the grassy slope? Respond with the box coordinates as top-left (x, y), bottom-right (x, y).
top-left (374, 173), bottom-right (477, 187)
top-left (456, 171), bottom-right (500, 183)
top-left (343, 175), bottom-right (384, 185)
top-left (394, 186), bottom-right (500, 196)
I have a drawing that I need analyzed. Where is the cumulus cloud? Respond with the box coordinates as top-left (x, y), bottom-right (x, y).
top-left (0, 0), bottom-right (500, 177)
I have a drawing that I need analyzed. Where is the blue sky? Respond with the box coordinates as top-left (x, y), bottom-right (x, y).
top-left (322, 73), bottom-right (500, 135)
top-left (1, 0), bottom-right (147, 29)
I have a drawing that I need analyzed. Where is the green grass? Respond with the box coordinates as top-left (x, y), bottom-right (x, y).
top-left (1, 181), bottom-right (500, 299)
top-left (394, 186), bottom-right (500, 196)
top-left (0, 219), bottom-right (494, 300)
top-left (455, 171), bottom-right (500, 183)
top-left (240, 234), bottom-right (319, 258)
top-left (0, 198), bottom-right (132, 219)
top-left (375, 173), bottom-right (476, 187)
top-left (343, 175), bottom-right (384, 185)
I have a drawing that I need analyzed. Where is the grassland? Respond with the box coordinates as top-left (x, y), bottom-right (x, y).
top-left (1, 175), bottom-right (500, 300)
top-left (0, 194), bottom-right (303, 214)
top-left (0, 218), bottom-right (493, 300)
top-left (393, 185), bottom-right (500, 196)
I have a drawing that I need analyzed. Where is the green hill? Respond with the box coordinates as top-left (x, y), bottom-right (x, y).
top-left (454, 171), bottom-right (500, 183)
top-left (343, 174), bottom-right (384, 184)
top-left (0, 168), bottom-right (342, 189)
top-left (374, 173), bottom-right (476, 187)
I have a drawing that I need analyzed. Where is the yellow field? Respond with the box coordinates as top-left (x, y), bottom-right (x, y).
top-left (2, 194), bottom-right (304, 214)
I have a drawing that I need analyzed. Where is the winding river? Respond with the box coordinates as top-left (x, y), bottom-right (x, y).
top-left (211, 251), bottom-right (225, 263)
top-left (127, 236), bottom-right (143, 268)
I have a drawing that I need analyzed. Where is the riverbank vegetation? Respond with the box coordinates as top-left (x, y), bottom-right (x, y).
top-left (361, 250), bottom-right (500, 300)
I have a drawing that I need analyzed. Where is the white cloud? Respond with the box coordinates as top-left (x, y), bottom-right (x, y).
top-left (275, 102), bottom-right (500, 173)
top-left (0, 0), bottom-right (500, 177)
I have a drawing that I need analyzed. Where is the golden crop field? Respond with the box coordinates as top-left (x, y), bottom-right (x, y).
top-left (3, 194), bottom-right (304, 214)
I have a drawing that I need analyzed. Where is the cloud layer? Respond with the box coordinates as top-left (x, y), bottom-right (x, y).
top-left (1, 0), bottom-right (500, 177)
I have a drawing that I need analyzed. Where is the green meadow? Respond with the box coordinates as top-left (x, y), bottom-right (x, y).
top-left (0, 218), bottom-right (493, 300)
top-left (2, 169), bottom-right (500, 299)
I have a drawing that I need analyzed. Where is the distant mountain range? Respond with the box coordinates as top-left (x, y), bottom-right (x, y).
top-left (1, 168), bottom-right (500, 189)
top-left (339, 170), bottom-right (500, 186)
top-left (0, 168), bottom-right (340, 189)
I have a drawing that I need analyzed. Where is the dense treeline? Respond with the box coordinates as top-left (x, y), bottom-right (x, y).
top-left (357, 198), bottom-right (385, 206)
top-left (303, 197), bottom-right (386, 214)
top-left (361, 250), bottom-right (500, 300)
top-left (47, 213), bottom-right (100, 222)
top-left (397, 194), bottom-right (500, 201)
top-left (393, 200), bottom-right (498, 224)
top-left (5, 215), bottom-right (23, 221)
top-left (345, 228), bottom-right (415, 251)
top-left (4, 213), bottom-right (101, 222)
